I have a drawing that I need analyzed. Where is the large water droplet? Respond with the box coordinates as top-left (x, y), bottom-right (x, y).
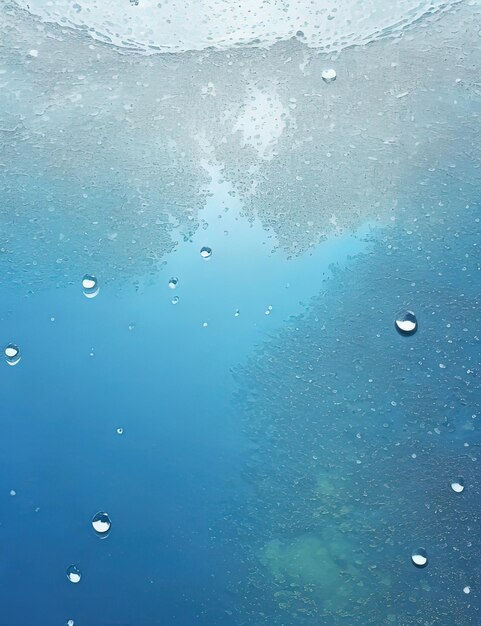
top-left (168, 277), bottom-right (178, 289)
top-left (4, 344), bottom-right (21, 366)
top-left (200, 246), bottom-right (212, 259)
top-left (451, 477), bottom-right (465, 493)
top-left (91, 511), bottom-right (111, 536)
top-left (411, 548), bottom-right (428, 568)
top-left (66, 565), bottom-right (82, 583)
top-left (395, 311), bottom-right (418, 336)
top-left (82, 274), bottom-right (99, 298)
top-left (321, 68), bottom-right (337, 83)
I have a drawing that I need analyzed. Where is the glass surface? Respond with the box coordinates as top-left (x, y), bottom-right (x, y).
top-left (1, 1), bottom-right (480, 624)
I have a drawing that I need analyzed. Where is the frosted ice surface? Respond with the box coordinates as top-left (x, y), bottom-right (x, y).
top-left (14, 0), bottom-right (462, 53)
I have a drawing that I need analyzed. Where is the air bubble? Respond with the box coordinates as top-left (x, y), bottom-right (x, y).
top-left (395, 311), bottom-right (417, 336)
top-left (66, 565), bottom-right (82, 583)
top-left (91, 511), bottom-right (111, 536)
top-left (450, 478), bottom-right (465, 493)
top-left (4, 344), bottom-right (21, 366)
top-left (168, 277), bottom-right (178, 289)
top-left (200, 246), bottom-right (212, 259)
top-left (321, 68), bottom-right (337, 83)
top-left (411, 548), bottom-right (428, 568)
top-left (82, 274), bottom-right (99, 298)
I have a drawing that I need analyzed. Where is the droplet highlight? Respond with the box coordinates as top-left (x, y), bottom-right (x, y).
top-left (451, 478), bottom-right (465, 493)
top-left (66, 565), bottom-right (82, 583)
top-left (321, 68), bottom-right (337, 83)
top-left (411, 548), bottom-right (428, 568)
top-left (82, 274), bottom-right (99, 298)
top-left (395, 311), bottom-right (418, 336)
top-left (4, 344), bottom-right (21, 366)
top-left (91, 511), bottom-right (111, 536)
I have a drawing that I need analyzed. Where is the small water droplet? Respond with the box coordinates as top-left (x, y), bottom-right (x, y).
top-left (117, 427), bottom-right (123, 435)
top-left (4, 344), bottom-right (21, 366)
top-left (66, 565), bottom-right (82, 583)
top-left (411, 548), bottom-right (428, 568)
top-left (50, 317), bottom-right (56, 322)
top-left (202, 322), bottom-right (208, 327)
top-left (200, 246), bottom-right (212, 259)
top-left (82, 274), bottom-right (99, 298)
top-left (67, 621), bottom-right (75, 626)
top-left (10, 490), bottom-right (16, 496)
top-left (128, 322), bottom-right (135, 331)
top-left (464, 586), bottom-right (471, 594)
top-left (92, 511), bottom-right (111, 536)
top-left (234, 309), bottom-right (240, 317)
top-left (451, 478), bottom-right (465, 493)
top-left (168, 277), bottom-right (178, 289)
top-left (171, 296), bottom-right (180, 305)
top-left (321, 68), bottom-right (337, 83)
top-left (395, 311), bottom-right (417, 336)
top-left (28, 49), bottom-right (39, 58)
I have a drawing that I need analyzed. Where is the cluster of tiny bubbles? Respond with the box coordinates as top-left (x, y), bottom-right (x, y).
top-left (394, 311), bottom-right (418, 336)
top-left (66, 565), bottom-right (82, 583)
top-left (116, 427), bottom-right (124, 435)
top-left (168, 277), bottom-right (178, 289)
top-left (91, 511), bottom-right (111, 537)
top-left (321, 68), bottom-right (337, 83)
top-left (171, 296), bottom-right (180, 305)
top-left (411, 548), bottom-right (428, 569)
top-left (200, 246), bottom-right (212, 259)
top-left (4, 344), bottom-right (21, 366)
top-left (450, 477), bottom-right (465, 493)
top-left (82, 274), bottom-right (99, 299)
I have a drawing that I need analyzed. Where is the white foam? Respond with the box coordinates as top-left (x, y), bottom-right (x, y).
top-left (14, 0), bottom-right (460, 54)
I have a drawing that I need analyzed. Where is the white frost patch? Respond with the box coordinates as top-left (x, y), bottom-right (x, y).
top-left (232, 89), bottom-right (287, 160)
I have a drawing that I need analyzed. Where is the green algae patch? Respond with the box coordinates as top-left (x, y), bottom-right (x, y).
top-left (260, 532), bottom-right (359, 610)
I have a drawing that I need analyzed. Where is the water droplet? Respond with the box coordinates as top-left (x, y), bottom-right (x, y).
top-left (82, 274), bottom-right (99, 298)
top-left (321, 68), bottom-right (337, 83)
top-left (202, 322), bottom-right (208, 327)
top-left (234, 309), bottom-right (240, 317)
top-left (464, 586), bottom-right (471, 594)
top-left (66, 565), bottom-right (82, 583)
top-left (168, 277), bottom-right (178, 289)
top-left (128, 322), bottom-right (135, 331)
top-left (171, 296), bottom-right (179, 305)
top-left (116, 427), bottom-right (124, 435)
top-left (10, 490), bottom-right (16, 496)
top-left (4, 344), bottom-right (21, 366)
top-left (395, 311), bottom-right (417, 336)
top-left (28, 49), bottom-right (39, 58)
top-left (411, 548), bottom-right (428, 568)
top-left (451, 477), bottom-right (465, 493)
top-left (50, 316), bottom-right (56, 322)
top-left (67, 621), bottom-right (75, 626)
top-left (91, 511), bottom-right (111, 536)
top-left (200, 246), bottom-right (212, 259)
